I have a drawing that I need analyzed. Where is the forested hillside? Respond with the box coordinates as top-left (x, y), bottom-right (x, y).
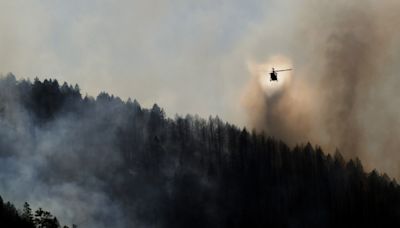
top-left (0, 74), bottom-right (399, 227)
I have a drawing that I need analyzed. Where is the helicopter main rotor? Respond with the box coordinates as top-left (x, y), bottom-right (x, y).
top-left (274, 69), bottom-right (292, 72)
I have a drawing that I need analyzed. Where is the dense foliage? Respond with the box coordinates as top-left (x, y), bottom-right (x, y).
top-left (0, 74), bottom-right (400, 227)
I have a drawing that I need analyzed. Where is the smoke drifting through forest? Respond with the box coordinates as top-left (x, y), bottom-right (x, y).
top-left (0, 78), bottom-right (128, 227)
top-left (3, 76), bottom-right (400, 228)
top-left (242, 0), bottom-right (400, 178)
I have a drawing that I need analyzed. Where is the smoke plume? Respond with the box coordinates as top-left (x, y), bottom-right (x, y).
top-left (242, 0), bottom-right (400, 178)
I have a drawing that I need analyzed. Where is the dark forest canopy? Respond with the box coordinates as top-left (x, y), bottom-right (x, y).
top-left (0, 73), bottom-right (400, 227)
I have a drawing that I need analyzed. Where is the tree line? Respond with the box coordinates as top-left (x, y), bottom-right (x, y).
top-left (0, 196), bottom-right (75, 228)
top-left (0, 74), bottom-right (399, 227)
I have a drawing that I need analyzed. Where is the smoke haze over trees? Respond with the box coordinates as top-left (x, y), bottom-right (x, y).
top-left (3, 0), bottom-right (400, 180)
top-left (0, 74), bottom-right (399, 227)
top-left (241, 0), bottom-right (400, 179)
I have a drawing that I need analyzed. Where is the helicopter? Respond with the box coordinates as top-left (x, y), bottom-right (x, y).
top-left (269, 68), bottom-right (292, 81)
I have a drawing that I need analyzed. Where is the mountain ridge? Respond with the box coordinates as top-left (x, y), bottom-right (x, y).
top-left (0, 74), bottom-right (399, 228)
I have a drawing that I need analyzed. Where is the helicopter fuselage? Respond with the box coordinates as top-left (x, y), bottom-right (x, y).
top-left (270, 72), bottom-right (278, 81)
top-left (269, 68), bottom-right (292, 81)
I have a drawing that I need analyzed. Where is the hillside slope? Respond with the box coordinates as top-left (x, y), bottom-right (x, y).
top-left (0, 74), bottom-right (399, 227)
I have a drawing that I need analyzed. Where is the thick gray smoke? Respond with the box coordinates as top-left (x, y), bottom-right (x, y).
top-left (242, 0), bottom-right (400, 178)
top-left (0, 77), bottom-right (129, 227)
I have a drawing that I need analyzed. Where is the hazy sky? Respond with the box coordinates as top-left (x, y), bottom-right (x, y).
top-left (0, 0), bottom-right (293, 126)
top-left (3, 0), bottom-right (400, 183)
top-left (5, 1), bottom-right (400, 225)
